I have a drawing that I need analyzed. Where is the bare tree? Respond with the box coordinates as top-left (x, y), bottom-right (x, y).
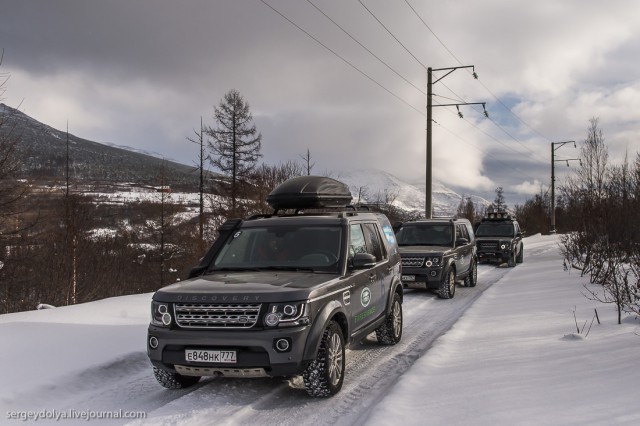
top-left (187, 117), bottom-right (208, 252)
top-left (559, 118), bottom-right (640, 323)
top-left (249, 161), bottom-right (303, 214)
top-left (205, 90), bottom-right (262, 216)
top-left (491, 187), bottom-right (507, 211)
top-left (456, 195), bottom-right (478, 223)
top-left (299, 148), bottom-right (315, 175)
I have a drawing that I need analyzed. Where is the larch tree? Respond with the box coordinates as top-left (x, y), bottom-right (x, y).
top-left (205, 90), bottom-right (262, 216)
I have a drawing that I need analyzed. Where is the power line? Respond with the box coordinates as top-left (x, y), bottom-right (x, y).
top-left (259, 0), bottom-right (426, 117)
top-left (262, 0), bottom-right (543, 188)
top-left (306, 0), bottom-right (426, 96)
top-left (358, 0), bottom-right (427, 70)
top-left (403, 0), bottom-right (552, 143)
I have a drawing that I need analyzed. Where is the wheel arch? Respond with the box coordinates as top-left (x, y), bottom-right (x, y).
top-left (385, 276), bottom-right (403, 314)
top-left (303, 300), bottom-right (348, 361)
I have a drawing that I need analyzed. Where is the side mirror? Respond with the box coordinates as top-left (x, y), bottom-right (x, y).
top-left (352, 252), bottom-right (377, 269)
top-left (455, 238), bottom-right (469, 247)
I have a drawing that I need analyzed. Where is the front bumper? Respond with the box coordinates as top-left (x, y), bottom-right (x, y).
top-left (477, 251), bottom-right (511, 263)
top-left (147, 323), bottom-right (312, 377)
top-left (400, 266), bottom-right (444, 289)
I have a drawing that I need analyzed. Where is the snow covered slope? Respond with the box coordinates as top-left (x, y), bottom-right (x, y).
top-left (336, 168), bottom-right (490, 216)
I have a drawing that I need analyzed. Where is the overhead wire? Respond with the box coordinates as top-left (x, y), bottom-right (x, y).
top-left (403, 0), bottom-right (553, 144)
top-left (262, 0), bottom-right (546, 187)
top-left (259, 0), bottom-right (426, 117)
top-left (306, 0), bottom-right (426, 96)
top-left (359, 0), bottom-right (549, 169)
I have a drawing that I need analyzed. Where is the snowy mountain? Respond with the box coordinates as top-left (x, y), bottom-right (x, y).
top-left (336, 169), bottom-right (491, 216)
top-left (0, 103), bottom-right (204, 188)
top-left (1, 104), bottom-right (490, 214)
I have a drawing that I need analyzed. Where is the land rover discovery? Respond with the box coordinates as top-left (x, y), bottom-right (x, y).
top-left (146, 176), bottom-right (403, 397)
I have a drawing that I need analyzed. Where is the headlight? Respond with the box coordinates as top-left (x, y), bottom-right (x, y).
top-left (264, 302), bottom-right (308, 327)
top-left (425, 257), bottom-right (441, 267)
top-left (500, 243), bottom-right (507, 250)
top-left (151, 301), bottom-right (172, 326)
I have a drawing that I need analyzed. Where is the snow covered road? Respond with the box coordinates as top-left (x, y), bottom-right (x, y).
top-left (0, 264), bottom-right (509, 425)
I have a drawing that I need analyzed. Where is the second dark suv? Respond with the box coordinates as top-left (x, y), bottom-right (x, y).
top-left (394, 218), bottom-right (477, 299)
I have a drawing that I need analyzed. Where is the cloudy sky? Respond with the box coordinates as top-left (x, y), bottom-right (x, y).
top-left (2, 0), bottom-right (639, 204)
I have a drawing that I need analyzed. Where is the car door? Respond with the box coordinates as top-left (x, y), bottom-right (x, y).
top-left (347, 223), bottom-right (384, 334)
top-left (455, 223), bottom-right (472, 276)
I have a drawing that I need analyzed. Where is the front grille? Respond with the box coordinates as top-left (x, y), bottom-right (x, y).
top-left (401, 257), bottom-right (425, 267)
top-left (174, 303), bottom-right (262, 328)
top-left (478, 241), bottom-right (498, 251)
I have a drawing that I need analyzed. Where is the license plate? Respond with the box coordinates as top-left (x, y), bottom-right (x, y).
top-left (185, 349), bottom-right (237, 364)
top-left (402, 275), bottom-right (416, 282)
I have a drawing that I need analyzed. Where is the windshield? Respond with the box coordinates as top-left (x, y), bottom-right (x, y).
top-left (395, 224), bottom-right (453, 247)
top-left (211, 225), bottom-right (342, 273)
top-left (476, 223), bottom-right (515, 237)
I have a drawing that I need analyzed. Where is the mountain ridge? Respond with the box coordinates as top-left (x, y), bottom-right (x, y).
top-left (1, 103), bottom-right (490, 214)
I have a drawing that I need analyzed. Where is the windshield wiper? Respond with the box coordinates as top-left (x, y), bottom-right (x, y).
top-left (207, 267), bottom-right (261, 273)
top-left (255, 266), bottom-right (318, 272)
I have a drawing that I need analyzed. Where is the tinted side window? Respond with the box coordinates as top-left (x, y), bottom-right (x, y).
top-left (456, 224), bottom-right (469, 241)
top-left (465, 223), bottom-right (475, 241)
top-left (349, 224), bottom-right (367, 261)
top-left (363, 223), bottom-right (385, 261)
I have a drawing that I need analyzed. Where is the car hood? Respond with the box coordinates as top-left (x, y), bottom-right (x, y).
top-left (153, 271), bottom-right (342, 303)
top-left (397, 245), bottom-right (450, 256)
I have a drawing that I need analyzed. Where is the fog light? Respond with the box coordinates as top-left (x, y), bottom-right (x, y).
top-left (274, 338), bottom-right (291, 352)
top-left (149, 336), bottom-right (159, 349)
top-left (430, 271), bottom-right (437, 277)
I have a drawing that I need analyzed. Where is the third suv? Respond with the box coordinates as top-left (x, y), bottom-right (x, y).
top-left (475, 211), bottom-right (524, 267)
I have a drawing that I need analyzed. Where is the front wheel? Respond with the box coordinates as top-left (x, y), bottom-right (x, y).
top-left (516, 245), bottom-right (524, 263)
top-left (376, 292), bottom-right (403, 345)
top-left (153, 367), bottom-right (200, 389)
top-left (464, 260), bottom-right (477, 287)
top-left (303, 320), bottom-right (345, 397)
top-left (438, 269), bottom-right (456, 299)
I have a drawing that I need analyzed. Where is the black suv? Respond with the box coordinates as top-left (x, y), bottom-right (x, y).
top-left (147, 176), bottom-right (403, 397)
top-left (393, 218), bottom-right (477, 299)
top-left (475, 211), bottom-right (524, 267)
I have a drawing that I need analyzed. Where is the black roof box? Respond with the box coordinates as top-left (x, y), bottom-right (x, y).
top-left (267, 176), bottom-right (352, 210)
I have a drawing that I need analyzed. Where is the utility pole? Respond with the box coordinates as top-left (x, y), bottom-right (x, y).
top-left (426, 65), bottom-right (486, 218)
top-left (550, 141), bottom-right (579, 233)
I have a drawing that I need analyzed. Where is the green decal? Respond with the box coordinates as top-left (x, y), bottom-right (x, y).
top-left (354, 305), bottom-right (377, 323)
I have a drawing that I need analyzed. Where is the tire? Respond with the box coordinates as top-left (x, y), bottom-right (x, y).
top-left (438, 269), bottom-right (456, 299)
top-left (508, 252), bottom-right (516, 267)
top-left (516, 245), bottom-right (524, 263)
top-left (153, 367), bottom-right (200, 389)
top-left (376, 292), bottom-right (403, 345)
top-left (303, 320), bottom-right (345, 397)
top-left (464, 260), bottom-right (477, 287)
